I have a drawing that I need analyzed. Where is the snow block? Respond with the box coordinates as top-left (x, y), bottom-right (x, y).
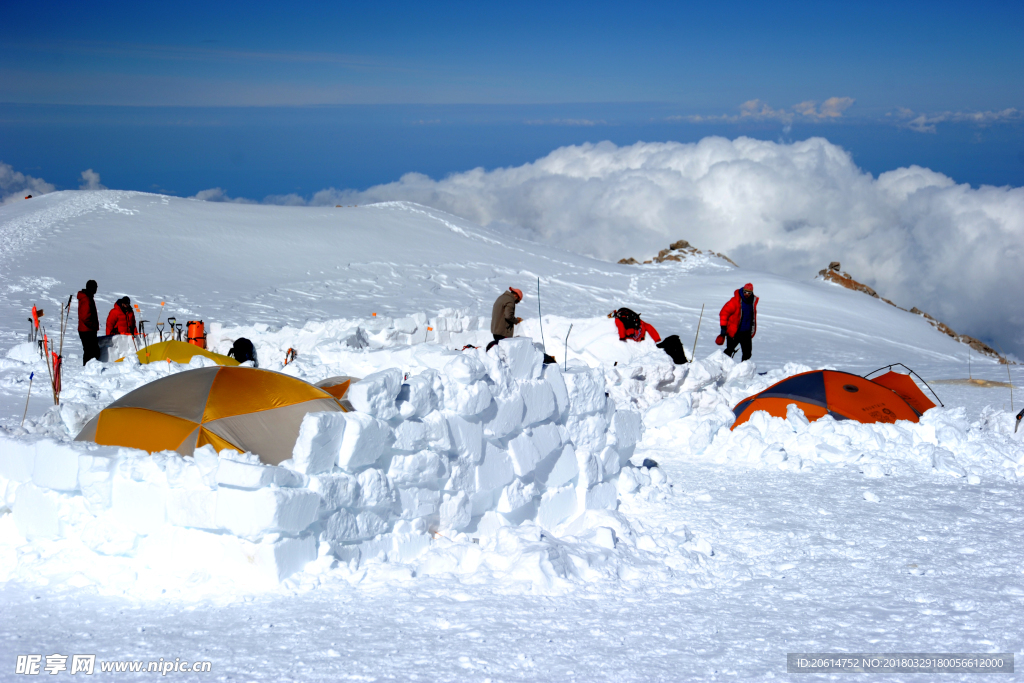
top-left (357, 510), bottom-right (389, 538)
top-left (475, 444), bottom-right (515, 493)
top-left (166, 488), bottom-right (218, 530)
top-left (388, 451), bottom-right (448, 489)
top-left (445, 457), bottom-right (475, 493)
top-left (215, 487), bottom-right (320, 539)
top-left (566, 412), bottom-right (608, 456)
top-left (444, 353), bottom-right (487, 384)
top-left (543, 364), bottom-right (570, 422)
top-left (507, 432), bottom-right (542, 478)
top-left (0, 436), bottom-right (36, 482)
top-left (530, 423), bottom-right (564, 462)
top-left (447, 413), bottom-right (484, 463)
top-left (609, 410), bottom-right (643, 457)
top-left (392, 419), bottom-right (427, 453)
top-left (537, 485), bottom-right (577, 530)
top-left (291, 411), bottom-right (347, 475)
top-left (497, 479), bottom-right (539, 514)
top-left (536, 444), bottom-right (579, 489)
top-left (397, 372), bottom-right (439, 419)
top-left (398, 487), bottom-right (440, 520)
top-left (583, 482), bottom-right (618, 510)
top-left (497, 338), bottom-right (543, 380)
top-left (308, 472), bottom-right (360, 514)
top-left (440, 491), bottom-right (471, 531)
top-left (484, 393), bottom-right (524, 440)
top-left (423, 411), bottom-right (452, 452)
top-left (356, 468), bottom-right (398, 511)
top-left (347, 368), bottom-right (402, 420)
top-left (216, 457), bottom-right (305, 489)
top-left (520, 380), bottom-right (557, 427)
top-left (323, 509), bottom-right (360, 542)
top-left (248, 534), bottom-right (317, 582)
top-left (13, 483), bottom-right (63, 539)
top-left (112, 476), bottom-right (168, 536)
top-left (30, 444), bottom-right (80, 491)
top-left (78, 452), bottom-right (118, 512)
top-left (599, 446), bottom-right (622, 481)
top-left (338, 412), bottom-right (392, 471)
top-left (563, 367), bottom-right (607, 416)
top-left (445, 380), bottom-right (493, 416)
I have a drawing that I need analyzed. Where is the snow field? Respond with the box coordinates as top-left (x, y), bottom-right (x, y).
top-left (3, 297), bottom-right (1023, 600)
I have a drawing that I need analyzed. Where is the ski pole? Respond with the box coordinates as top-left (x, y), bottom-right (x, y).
top-left (20, 374), bottom-right (34, 428)
top-left (690, 304), bottom-right (704, 363)
top-left (537, 277), bottom-right (546, 353)
top-left (42, 335), bottom-right (57, 405)
top-left (564, 324), bottom-right (573, 372)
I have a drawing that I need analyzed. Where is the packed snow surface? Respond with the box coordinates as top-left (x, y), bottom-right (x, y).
top-left (0, 191), bottom-right (1022, 681)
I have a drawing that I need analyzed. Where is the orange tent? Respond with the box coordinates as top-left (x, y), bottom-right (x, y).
top-left (76, 367), bottom-right (347, 464)
top-left (732, 369), bottom-right (935, 429)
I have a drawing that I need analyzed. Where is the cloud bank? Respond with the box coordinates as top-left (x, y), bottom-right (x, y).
top-left (1, 164), bottom-right (108, 203)
top-left (286, 137), bottom-right (1024, 356)
top-left (0, 162), bottom-right (56, 205)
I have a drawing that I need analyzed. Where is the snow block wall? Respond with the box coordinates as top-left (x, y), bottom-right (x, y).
top-left (0, 338), bottom-right (644, 584)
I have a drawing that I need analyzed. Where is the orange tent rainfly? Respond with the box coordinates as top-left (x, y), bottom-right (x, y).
top-left (76, 367), bottom-right (348, 465)
top-left (731, 367), bottom-right (938, 429)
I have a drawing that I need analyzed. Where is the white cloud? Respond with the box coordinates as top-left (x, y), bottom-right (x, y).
top-left (191, 187), bottom-right (256, 204)
top-left (296, 137), bottom-right (1024, 356)
top-left (525, 119), bottom-right (607, 126)
top-left (0, 162), bottom-right (56, 204)
top-left (79, 168), bottom-right (106, 190)
top-left (676, 97), bottom-right (855, 124)
top-left (892, 107), bottom-right (1023, 133)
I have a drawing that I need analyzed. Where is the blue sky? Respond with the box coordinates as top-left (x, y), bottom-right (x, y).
top-left (1, 0), bottom-right (1022, 196)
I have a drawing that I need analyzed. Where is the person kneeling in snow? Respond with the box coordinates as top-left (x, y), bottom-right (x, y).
top-left (611, 308), bottom-right (688, 364)
top-left (612, 308), bottom-right (660, 343)
top-left (490, 286), bottom-right (523, 344)
top-left (716, 283), bottom-right (758, 362)
top-left (105, 297), bottom-right (137, 336)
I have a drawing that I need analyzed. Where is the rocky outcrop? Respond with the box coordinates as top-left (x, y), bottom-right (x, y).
top-left (619, 240), bottom-right (737, 267)
top-left (818, 262), bottom-right (1006, 362)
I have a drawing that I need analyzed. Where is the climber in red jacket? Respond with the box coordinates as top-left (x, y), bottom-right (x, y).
top-left (716, 283), bottom-right (758, 361)
top-left (105, 297), bottom-right (137, 336)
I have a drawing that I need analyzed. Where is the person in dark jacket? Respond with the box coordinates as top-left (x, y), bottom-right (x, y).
top-left (77, 280), bottom-right (100, 365)
top-left (716, 283), bottom-right (758, 361)
top-left (105, 297), bottom-right (137, 336)
top-left (490, 287), bottom-right (523, 343)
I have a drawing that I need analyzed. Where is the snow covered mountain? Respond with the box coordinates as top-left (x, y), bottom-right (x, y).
top-left (0, 191), bottom-right (1021, 681)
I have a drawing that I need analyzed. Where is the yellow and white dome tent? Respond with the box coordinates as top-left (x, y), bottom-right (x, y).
top-left (76, 366), bottom-right (347, 465)
top-left (130, 339), bottom-right (239, 366)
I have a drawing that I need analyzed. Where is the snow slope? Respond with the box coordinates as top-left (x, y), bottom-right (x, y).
top-left (0, 191), bottom-right (1021, 681)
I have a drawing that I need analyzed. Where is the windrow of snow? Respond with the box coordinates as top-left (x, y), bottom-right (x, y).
top-left (0, 337), bottom-right (699, 594)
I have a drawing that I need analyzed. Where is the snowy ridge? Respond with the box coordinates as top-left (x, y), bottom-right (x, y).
top-left (0, 190), bottom-right (1022, 677)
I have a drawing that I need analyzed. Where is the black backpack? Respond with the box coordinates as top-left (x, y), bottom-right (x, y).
top-left (228, 338), bottom-right (258, 366)
top-left (614, 308), bottom-right (642, 331)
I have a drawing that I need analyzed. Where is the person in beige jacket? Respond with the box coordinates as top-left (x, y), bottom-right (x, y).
top-left (490, 287), bottom-right (523, 342)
